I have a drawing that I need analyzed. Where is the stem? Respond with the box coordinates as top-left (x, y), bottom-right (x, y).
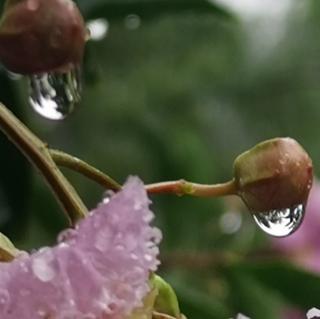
top-left (48, 133), bottom-right (237, 200)
top-left (152, 312), bottom-right (180, 319)
top-left (0, 102), bottom-right (87, 225)
top-left (50, 149), bottom-right (236, 198)
top-left (50, 149), bottom-right (121, 191)
top-left (146, 179), bottom-right (237, 197)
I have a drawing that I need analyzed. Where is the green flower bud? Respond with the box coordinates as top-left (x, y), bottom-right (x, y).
top-left (233, 137), bottom-right (313, 212)
top-left (0, 0), bottom-right (87, 74)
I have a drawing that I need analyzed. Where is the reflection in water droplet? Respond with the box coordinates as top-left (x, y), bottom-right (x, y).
top-left (87, 18), bottom-right (109, 41)
top-left (253, 204), bottom-right (305, 237)
top-left (28, 66), bottom-right (81, 120)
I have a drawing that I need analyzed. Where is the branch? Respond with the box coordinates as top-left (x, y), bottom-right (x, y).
top-left (50, 149), bottom-right (121, 191)
top-left (146, 179), bottom-right (237, 197)
top-left (50, 149), bottom-right (236, 198)
top-left (0, 102), bottom-right (87, 225)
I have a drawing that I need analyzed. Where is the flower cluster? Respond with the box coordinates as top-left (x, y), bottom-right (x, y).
top-left (0, 177), bottom-right (161, 318)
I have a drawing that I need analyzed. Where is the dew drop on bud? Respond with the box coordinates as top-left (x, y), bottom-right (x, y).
top-left (28, 66), bottom-right (81, 120)
top-left (252, 203), bottom-right (305, 237)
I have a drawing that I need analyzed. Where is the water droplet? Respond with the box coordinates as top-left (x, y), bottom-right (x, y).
top-left (143, 211), bottom-right (153, 223)
top-left (37, 309), bottom-right (47, 317)
top-left (32, 249), bottom-right (57, 282)
top-left (130, 253), bottom-right (138, 260)
top-left (19, 288), bottom-right (31, 297)
top-left (101, 190), bottom-right (114, 204)
top-left (28, 66), bottom-right (81, 120)
top-left (94, 228), bottom-right (113, 252)
top-left (252, 204), bottom-right (305, 237)
top-left (27, 0), bottom-right (40, 11)
top-left (144, 254), bottom-right (152, 262)
top-left (0, 289), bottom-right (10, 313)
top-left (57, 228), bottom-right (78, 243)
top-left (307, 307), bottom-right (320, 319)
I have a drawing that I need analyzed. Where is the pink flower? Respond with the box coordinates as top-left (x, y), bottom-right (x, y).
top-left (0, 176), bottom-right (161, 318)
top-left (272, 179), bottom-right (320, 272)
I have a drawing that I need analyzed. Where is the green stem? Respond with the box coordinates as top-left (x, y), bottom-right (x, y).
top-left (146, 179), bottom-right (237, 197)
top-left (152, 312), bottom-right (179, 319)
top-left (0, 102), bottom-right (87, 225)
top-left (50, 149), bottom-right (121, 191)
top-left (50, 149), bottom-right (236, 198)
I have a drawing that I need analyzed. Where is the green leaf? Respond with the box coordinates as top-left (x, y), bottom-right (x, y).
top-left (229, 261), bottom-right (320, 311)
top-left (77, 0), bottom-right (232, 20)
top-left (0, 232), bottom-right (20, 261)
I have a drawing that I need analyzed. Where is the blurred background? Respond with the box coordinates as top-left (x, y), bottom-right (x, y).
top-left (1, 0), bottom-right (320, 318)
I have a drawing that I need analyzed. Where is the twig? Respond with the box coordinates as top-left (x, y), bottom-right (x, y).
top-left (50, 150), bottom-right (237, 198)
top-left (50, 149), bottom-right (121, 191)
top-left (0, 102), bottom-right (87, 225)
top-left (146, 179), bottom-right (237, 197)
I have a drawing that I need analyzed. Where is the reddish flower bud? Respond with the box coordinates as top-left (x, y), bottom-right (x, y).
top-left (0, 0), bottom-right (87, 74)
top-left (234, 137), bottom-right (313, 212)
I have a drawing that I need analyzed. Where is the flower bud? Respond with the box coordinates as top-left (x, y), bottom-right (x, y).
top-left (0, 0), bottom-right (87, 74)
top-left (233, 137), bottom-right (313, 212)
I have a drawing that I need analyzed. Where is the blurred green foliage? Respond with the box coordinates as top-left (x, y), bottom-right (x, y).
top-left (0, 0), bottom-right (320, 318)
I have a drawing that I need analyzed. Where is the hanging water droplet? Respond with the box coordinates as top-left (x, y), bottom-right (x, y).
top-left (252, 203), bottom-right (305, 237)
top-left (28, 66), bottom-right (81, 120)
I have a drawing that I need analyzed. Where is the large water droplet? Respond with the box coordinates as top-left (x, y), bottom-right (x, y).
top-left (28, 67), bottom-right (81, 120)
top-left (252, 204), bottom-right (305, 237)
top-left (31, 248), bottom-right (57, 282)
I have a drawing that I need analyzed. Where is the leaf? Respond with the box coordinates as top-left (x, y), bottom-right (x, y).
top-left (77, 0), bottom-right (233, 20)
top-left (0, 232), bottom-right (20, 261)
top-left (229, 261), bottom-right (320, 311)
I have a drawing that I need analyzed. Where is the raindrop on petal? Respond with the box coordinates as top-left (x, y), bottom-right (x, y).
top-left (31, 249), bottom-right (57, 282)
top-left (0, 289), bottom-right (10, 314)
